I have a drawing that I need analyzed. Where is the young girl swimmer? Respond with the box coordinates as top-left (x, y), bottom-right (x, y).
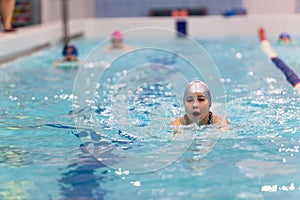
top-left (171, 80), bottom-right (229, 128)
top-left (108, 30), bottom-right (130, 51)
top-left (258, 28), bottom-right (300, 95)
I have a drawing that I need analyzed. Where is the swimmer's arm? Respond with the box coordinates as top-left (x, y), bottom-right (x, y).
top-left (53, 60), bottom-right (63, 67)
top-left (170, 116), bottom-right (184, 126)
top-left (77, 59), bottom-right (83, 64)
top-left (170, 116), bottom-right (185, 134)
top-left (53, 59), bottom-right (82, 65)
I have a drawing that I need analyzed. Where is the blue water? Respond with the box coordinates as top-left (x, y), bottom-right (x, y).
top-left (1, 36), bottom-right (300, 200)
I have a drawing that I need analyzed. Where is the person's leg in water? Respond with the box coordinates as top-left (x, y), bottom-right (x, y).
top-left (258, 27), bottom-right (300, 95)
top-left (271, 57), bottom-right (300, 88)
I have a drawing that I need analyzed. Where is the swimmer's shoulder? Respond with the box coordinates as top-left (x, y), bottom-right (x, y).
top-left (170, 116), bottom-right (185, 134)
top-left (212, 113), bottom-right (229, 130)
top-left (212, 113), bottom-right (228, 124)
top-left (170, 116), bottom-right (185, 126)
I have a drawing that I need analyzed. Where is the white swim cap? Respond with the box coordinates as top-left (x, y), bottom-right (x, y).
top-left (183, 80), bottom-right (211, 107)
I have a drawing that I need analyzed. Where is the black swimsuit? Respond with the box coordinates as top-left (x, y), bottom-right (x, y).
top-left (184, 111), bottom-right (213, 125)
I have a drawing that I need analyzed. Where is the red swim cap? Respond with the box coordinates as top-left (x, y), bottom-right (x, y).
top-left (111, 31), bottom-right (123, 40)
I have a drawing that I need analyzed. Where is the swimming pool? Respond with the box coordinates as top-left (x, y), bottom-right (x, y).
top-left (1, 31), bottom-right (300, 199)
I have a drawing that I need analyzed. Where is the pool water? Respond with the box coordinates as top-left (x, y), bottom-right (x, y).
top-left (1, 36), bottom-right (300, 200)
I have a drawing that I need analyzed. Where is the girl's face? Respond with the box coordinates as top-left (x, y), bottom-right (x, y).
top-left (184, 92), bottom-right (210, 124)
top-left (280, 37), bottom-right (291, 44)
top-left (64, 48), bottom-right (77, 61)
top-left (111, 38), bottom-right (123, 49)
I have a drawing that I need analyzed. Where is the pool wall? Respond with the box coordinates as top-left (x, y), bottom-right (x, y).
top-left (83, 15), bottom-right (300, 39)
top-left (1, 14), bottom-right (300, 62)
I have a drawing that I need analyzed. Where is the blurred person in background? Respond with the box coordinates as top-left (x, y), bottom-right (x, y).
top-left (277, 32), bottom-right (292, 45)
top-left (106, 30), bottom-right (130, 51)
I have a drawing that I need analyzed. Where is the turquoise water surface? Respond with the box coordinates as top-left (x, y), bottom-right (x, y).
top-left (1, 35), bottom-right (300, 200)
